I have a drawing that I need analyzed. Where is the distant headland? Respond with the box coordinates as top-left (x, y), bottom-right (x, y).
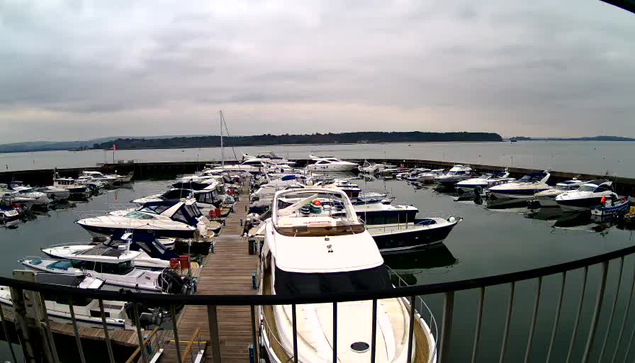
top-left (0, 132), bottom-right (503, 153)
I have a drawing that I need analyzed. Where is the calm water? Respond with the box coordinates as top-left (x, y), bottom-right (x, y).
top-left (1, 177), bottom-right (634, 361)
top-left (2, 140), bottom-right (635, 177)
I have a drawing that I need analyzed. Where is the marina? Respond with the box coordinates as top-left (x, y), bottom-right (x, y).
top-left (0, 153), bottom-right (635, 362)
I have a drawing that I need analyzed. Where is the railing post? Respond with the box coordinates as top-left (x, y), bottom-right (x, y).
top-left (499, 282), bottom-right (515, 363)
top-left (566, 266), bottom-right (589, 363)
top-left (598, 257), bottom-right (624, 362)
top-left (170, 305), bottom-right (183, 363)
top-left (333, 302), bottom-right (338, 363)
top-left (581, 261), bottom-right (609, 363)
top-left (546, 272), bottom-right (567, 363)
top-left (407, 295), bottom-right (416, 363)
top-left (371, 299), bottom-right (378, 363)
top-left (9, 287), bottom-right (35, 362)
top-left (471, 287), bottom-right (485, 363)
top-left (207, 305), bottom-right (222, 363)
top-left (292, 304), bottom-right (299, 363)
top-left (440, 291), bottom-right (455, 363)
top-left (133, 303), bottom-right (149, 363)
top-left (68, 296), bottom-right (87, 363)
top-left (612, 260), bottom-right (635, 363)
top-left (0, 305), bottom-right (18, 363)
top-left (523, 277), bottom-right (542, 363)
top-left (251, 305), bottom-right (259, 363)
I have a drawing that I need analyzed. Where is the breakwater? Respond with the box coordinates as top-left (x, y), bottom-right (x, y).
top-left (1, 158), bottom-right (634, 196)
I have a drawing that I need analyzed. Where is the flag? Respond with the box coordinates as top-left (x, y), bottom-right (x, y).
top-left (113, 144), bottom-right (117, 151)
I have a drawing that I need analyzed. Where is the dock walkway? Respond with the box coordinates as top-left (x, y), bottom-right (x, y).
top-left (161, 182), bottom-right (258, 362)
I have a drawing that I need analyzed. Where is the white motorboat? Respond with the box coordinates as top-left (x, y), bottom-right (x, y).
top-left (53, 176), bottom-right (91, 199)
top-left (358, 160), bottom-right (394, 174)
top-left (434, 165), bottom-right (473, 188)
top-left (0, 274), bottom-right (153, 330)
top-left (243, 152), bottom-right (295, 166)
top-left (37, 186), bottom-right (71, 202)
top-left (1, 184), bottom-right (37, 208)
top-left (76, 199), bottom-right (209, 239)
top-left (259, 188), bottom-right (436, 363)
top-left (533, 179), bottom-right (586, 208)
top-left (78, 171), bottom-right (118, 187)
top-left (456, 171), bottom-right (514, 195)
top-left (417, 169), bottom-right (445, 184)
top-left (355, 203), bottom-right (460, 252)
top-left (133, 188), bottom-right (219, 216)
top-left (107, 171), bottom-right (134, 184)
top-left (306, 154), bottom-right (358, 172)
top-left (403, 168), bottom-right (432, 182)
top-left (12, 186), bottom-right (51, 206)
top-left (41, 239), bottom-right (172, 271)
top-left (488, 171), bottom-right (551, 200)
top-left (20, 246), bottom-right (193, 294)
top-left (0, 205), bottom-right (21, 224)
top-left (555, 180), bottom-right (617, 212)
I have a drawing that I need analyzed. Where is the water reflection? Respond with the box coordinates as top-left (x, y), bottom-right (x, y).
top-left (385, 244), bottom-right (458, 285)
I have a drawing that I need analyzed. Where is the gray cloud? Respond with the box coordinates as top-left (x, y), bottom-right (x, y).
top-left (0, 0), bottom-right (634, 142)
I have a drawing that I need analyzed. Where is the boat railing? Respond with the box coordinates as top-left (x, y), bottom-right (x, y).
top-left (4, 243), bottom-right (635, 362)
top-left (388, 266), bottom-right (440, 362)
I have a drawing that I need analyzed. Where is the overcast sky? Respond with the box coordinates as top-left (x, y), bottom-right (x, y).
top-left (0, 0), bottom-right (634, 143)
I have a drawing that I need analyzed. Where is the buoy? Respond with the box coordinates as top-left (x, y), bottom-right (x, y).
top-left (601, 196), bottom-right (607, 205)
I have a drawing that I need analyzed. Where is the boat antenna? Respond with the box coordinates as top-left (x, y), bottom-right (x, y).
top-left (219, 111), bottom-right (239, 163)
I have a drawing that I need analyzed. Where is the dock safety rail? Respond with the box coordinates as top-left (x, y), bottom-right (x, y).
top-left (3, 243), bottom-right (635, 363)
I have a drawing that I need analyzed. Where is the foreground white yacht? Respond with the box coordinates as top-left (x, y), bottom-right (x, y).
top-left (77, 199), bottom-right (208, 239)
top-left (259, 188), bottom-right (436, 363)
top-left (306, 154), bottom-right (358, 172)
top-left (555, 180), bottom-right (617, 212)
top-left (533, 179), bottom-right (586, 208)
top-left (456, 171), bottom-right (514, 195)
top-left (488, 171), bottom-right (551, 200)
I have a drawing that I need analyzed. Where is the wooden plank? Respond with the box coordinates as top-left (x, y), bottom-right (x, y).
top-left (160, 181), bottom-right (258, 363)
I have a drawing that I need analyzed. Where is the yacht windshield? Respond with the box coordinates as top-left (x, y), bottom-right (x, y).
top-left (520, 174), bottom-right (545, 183)
top-left (125, 211), bottom-right (156, 220)
top-left (274, 190), bottom-right (364, 237)
top-left (274, 264), bottom-right (391, 296)
top-left (578, 185), bottom-right (597, 192)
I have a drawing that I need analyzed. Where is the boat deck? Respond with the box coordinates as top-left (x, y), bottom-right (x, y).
top-left (160, 182), bottom-right (258, 363)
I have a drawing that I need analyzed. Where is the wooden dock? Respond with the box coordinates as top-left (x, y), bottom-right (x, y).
top-left (160, 182), bottom-right (258, 362)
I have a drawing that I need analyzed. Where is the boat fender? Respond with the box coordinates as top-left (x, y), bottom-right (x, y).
top-left (601, 196), bottom-right (607, 205)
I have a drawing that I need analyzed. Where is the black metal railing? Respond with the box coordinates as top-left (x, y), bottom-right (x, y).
top-left (3, 243), bottom-right (635, 362)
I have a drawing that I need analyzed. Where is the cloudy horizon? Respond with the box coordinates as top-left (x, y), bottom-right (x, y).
top-left (1, 0), bottom-right (634, 143)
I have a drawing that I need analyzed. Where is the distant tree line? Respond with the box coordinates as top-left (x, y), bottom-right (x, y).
top-left (92, 131), bottom-right (503, 150)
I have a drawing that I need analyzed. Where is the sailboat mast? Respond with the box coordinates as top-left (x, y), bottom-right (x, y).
top-left (220, 110), bottom-right (225, 167)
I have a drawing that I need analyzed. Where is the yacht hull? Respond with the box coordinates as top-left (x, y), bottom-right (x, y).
top-left (368, 219), bottom-right (458, 253)
top-left (77, 223), bottom-right (196, 239)
top-left (556, 197), bottom-right (605, 212)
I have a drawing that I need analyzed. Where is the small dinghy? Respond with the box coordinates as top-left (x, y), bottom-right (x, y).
top-left (591, 196), bottom-right (630, 218)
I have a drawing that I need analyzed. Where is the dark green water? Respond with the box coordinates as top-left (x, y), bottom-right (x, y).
top-left (1, 178), bottom-right (634, 362)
